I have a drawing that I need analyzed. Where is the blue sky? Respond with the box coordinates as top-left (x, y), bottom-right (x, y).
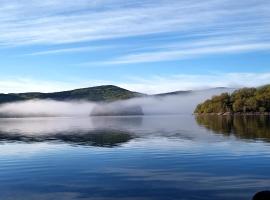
top-left (0, 0), bottom-right (270, 94)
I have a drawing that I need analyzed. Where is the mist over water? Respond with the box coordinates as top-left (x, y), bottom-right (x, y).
top-left (0, 87), bottom-right (267, 200)
top-left (0, 115), bottom-right (270, 200)
top-left (128, 88), bottom-right (234, 115)
top-left (5, 88), bottom-right (270, 200)
top-left (0, 88), bottom-right (233, 117)
top-left (0, 100), bottom-right (95, 117)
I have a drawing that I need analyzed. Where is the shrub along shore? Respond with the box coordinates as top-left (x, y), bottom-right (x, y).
top-left (194, 85), bottom-right (270, 115)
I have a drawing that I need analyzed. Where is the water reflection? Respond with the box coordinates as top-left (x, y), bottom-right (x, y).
top-left (0, 115), bottom-right (270, 200)
top-left (91, 116), bottom-right (143, 129)
top-left (0, 117), bottom-right (142, 147)
top-left (0, 116), bottom-right (203, 147)
top-left (0, 116), bottom-right (144, 134)
top-left (195, 115), bottom-right (270, 141)
top-left (0, 130), bottom-right (134, 147)
top-left (2, 115), bottom-right (270, 148)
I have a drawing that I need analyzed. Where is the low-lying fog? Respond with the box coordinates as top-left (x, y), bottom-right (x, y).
top-left (0, 88), bottom-right (234, 117)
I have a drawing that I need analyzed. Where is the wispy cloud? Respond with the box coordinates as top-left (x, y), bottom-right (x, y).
top-left (24, 45), bottom-right (109, 56)
top-left (1, 0), bottom-right (270, 62)
top-left (0, 0), bottom-right (268, 44)
top-left (104, 42), bottom-right (270, 64)
top-left (1, 73), bottom-right (270, 94)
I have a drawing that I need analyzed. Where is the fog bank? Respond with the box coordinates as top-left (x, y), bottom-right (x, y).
top-left (0, 100), bottom-right (96, 117)
top-left (0, 88), bottom-right (234, 117)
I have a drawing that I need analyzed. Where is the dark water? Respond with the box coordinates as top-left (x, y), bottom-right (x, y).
top-left (0, 115), bottom-right (270, 200)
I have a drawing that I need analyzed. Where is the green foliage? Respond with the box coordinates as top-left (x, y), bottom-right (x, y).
top-left (44, 85), bottom-right (144, 101)
top-left (194, 85), bottom-right (270, 114)
top-left (195, 92), bottom-right (231, 114)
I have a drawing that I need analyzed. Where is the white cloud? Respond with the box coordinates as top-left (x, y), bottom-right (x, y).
top-left (0, 78), bottom-right (79, 93)
top-left (25, 45), bottom-right (110, 56)
top-left (1, 0), bottom-right (270, 49)
top-left (103, 43), bottom-right (270, 64)
top-left (0, 0), bottom-right (212, 45)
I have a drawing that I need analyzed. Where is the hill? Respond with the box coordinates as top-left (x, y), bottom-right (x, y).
top-left (0, 86), bottom-right (236, 116)
top-left (194, 85), bottom-right (270, 115)
top-left (0, 85), bottom-right (144, 104)
top-left (154, 90), bottom-right (192, 97)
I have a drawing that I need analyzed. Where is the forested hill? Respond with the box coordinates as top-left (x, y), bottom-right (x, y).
top-left (0, 85), bottom-right (144, 104)
top-left (194, 85), bottom-right (270, 114)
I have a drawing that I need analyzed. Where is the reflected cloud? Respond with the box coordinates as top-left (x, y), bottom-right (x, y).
top-left (0, 115), bottom-right (207, 143)
top-left (0, 118), bottom-right (135, 148)
top-left (1, 115), bottom-right (270, 149)
top-left (91, 116), bottom-right (143, 130)
top-left (1, 115), bottom-right (270, 200)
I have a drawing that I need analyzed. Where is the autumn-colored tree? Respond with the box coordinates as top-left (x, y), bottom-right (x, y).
top-left (194, 85), bottom-right (270, 114)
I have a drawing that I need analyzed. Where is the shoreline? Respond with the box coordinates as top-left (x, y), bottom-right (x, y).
top-left (194, 112), bottom-right (270, 116)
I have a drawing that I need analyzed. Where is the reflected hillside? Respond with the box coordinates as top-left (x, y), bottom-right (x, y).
top-left (195, 115), bottom-right (270, 141)
top-left (0, 130), bottom-right (134, 147)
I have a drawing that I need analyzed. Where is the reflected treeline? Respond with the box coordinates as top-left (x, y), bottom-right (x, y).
top-left (0, 130), bottom-right (134, 147)
top-left (195, 115), bottom-right (270, 141)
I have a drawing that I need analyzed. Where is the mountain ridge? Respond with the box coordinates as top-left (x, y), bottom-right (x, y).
top-left (0, 85), bottom-right (144, 104)
top-left (0, 85), bottom-right (233, 104)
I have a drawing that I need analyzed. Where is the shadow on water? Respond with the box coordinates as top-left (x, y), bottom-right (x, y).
top-left (195, 115), bottom-right (270, 141)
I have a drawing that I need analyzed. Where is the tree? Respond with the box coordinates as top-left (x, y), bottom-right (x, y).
top-left (194, 85), bottom-right (270, 114)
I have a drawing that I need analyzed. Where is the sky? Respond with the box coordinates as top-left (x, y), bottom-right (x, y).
top-left (0, 0), bottom-right (270, 94)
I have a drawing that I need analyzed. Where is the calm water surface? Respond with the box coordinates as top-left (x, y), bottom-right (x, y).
top-left (0, 115), bottom-right (270, 200)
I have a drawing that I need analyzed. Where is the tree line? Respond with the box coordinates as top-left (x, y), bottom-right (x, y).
top-left (194, 85), bottom-right (270, 114)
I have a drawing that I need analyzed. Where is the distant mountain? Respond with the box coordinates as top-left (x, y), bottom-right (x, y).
top-left (0, 85), bottom-right (144, 104)
top-left (0, 94), bottom-right (26, 104)
top-left (0, 85), bottom-right (238, 116)
top-left (154, 87), bottom-right (232, 97)
top-left (154, 90), bottom-right (192, 97)
top-left (0, 85), bottom-right (235, 106)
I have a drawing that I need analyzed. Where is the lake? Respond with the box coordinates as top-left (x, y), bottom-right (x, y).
top-left (0, 115), bottom-right (269, 200)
